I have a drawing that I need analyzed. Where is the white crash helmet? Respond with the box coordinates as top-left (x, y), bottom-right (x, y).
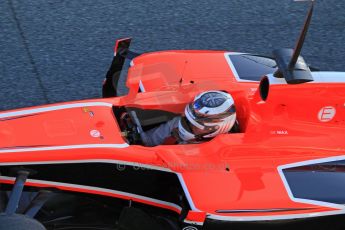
top-left (178, 91), bottom-right (236, 142)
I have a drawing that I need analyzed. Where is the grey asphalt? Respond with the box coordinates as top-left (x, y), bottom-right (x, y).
top-left (1, 0), bottom-right (344, 111)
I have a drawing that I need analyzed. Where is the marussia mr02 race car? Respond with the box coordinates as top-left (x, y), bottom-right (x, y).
top-left (1, 2), bottom-right (344, 230)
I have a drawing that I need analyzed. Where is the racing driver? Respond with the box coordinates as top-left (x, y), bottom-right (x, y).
top-left (142, 90), bottom-right (237, 146)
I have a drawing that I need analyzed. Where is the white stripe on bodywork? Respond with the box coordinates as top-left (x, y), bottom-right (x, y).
top-left (0, 102), bottom-right (113, 118)
top-left (207, 209), bottom-right (345, 221)
top-left (0, 144), bottom-right (129, 153)
top-left (278, 155), bottom-right (345, 210)
top-left (139, 80), bottom-right (146, 92)
top-left (0, 176), bottom-right (182, 213)
top-left (266, 72), bottom-right (345, 85)
top-left (177, 173), bottom-right (199, 211)
top-left (183, 219), bottom-right (204, 226)
top-left (224, 52), bottom-right (258, 83)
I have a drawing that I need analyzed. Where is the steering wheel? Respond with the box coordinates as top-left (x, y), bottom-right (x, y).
top-left (129, 111), bottom-right (150, 146)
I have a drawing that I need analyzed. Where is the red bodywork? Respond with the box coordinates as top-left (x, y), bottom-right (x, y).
top-left (1, 49), bottom-right (345, 227)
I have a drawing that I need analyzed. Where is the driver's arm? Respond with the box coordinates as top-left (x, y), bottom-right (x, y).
top-left (142, 117), bottom-right (180, 147)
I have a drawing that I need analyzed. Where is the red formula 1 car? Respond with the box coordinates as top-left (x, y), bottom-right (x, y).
top-left (1, 2), bottom-right (345, 230)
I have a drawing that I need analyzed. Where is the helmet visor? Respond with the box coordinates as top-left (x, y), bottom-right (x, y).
top-left (181, 116), bottom-right (216, 137)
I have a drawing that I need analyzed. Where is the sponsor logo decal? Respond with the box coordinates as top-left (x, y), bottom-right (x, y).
top-left (83, 107), bottom-right (94, 117)
top-left (270, 130), bottom-right (288, 135)
top-left (318, 106), bottom-right (336, 122)
top-left (90, 129), bottom-right (101, 138)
